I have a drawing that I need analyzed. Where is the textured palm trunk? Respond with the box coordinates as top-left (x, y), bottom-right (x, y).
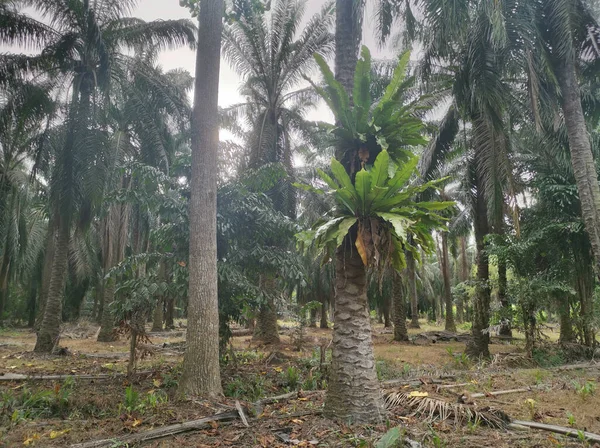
top-left (523, 302), bottom-right (535, 359)
top-left (253, 275), bottom-right (280, 344)
top-left (165, 297), bottom-right (175, 330)
top-left (557, 59), bottom-right (600, 278)
top-left (309, 308), bottom-right (318, 328)
top-left (179, 0), bottom-right (224, 398)
top-left (97, 202), bottom-right (129, 342)
top-left (392, 270), bottom-right (408, 341)
top-left (319, 294), bottom-right (329, 329)
top-left (441, 232), bottom-right (456, 332)
top-left (0, 251), bottom-right (10, 325)
top-left (35, 223), bottom-right (56, 330)
top-left (574, 254), bottom-right (594, 347)
top-left (151, 262), bottom-right (167, 332)
top-left (558, 297), bottom-right (573, 343)
top-left (324, 243), bottom-right (385, 423)
top-left (34, 223), bottom-right (70, 353)
top-left (456, 236), bottom-right (469, 323)
top-left (406, 250), bottom-right (420, 328)
top-left (382, 293), bottom-right (391, 328)
top-left (466, 184), bottom-right (491, 358)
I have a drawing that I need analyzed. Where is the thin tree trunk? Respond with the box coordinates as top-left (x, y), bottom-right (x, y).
top-left (466, 180), bottom-right (491, 358)
top-left (0, 252), bottom-right (10, 326)
top-left (151, 262), bottom-right (167, 332)
top-left (165, 297), bottom-right (175, 330)
top-left (324, 242), bottom-right (385, 423)
top-left (441, 232), bottom-right (456, 332)
top-left (309, 308), bottom-right (317, 328)
top-left (407, 250), bottom-right (420, 328)
top-left (35, 223), bottom-right (56, 330)
top-left (179, 0), bottom-right (224, 398)
top-left (523, 302), bottom-right (536, 359)
top-left (382, 292), bottom-right (391, 328)
top-left (574, 253), bottom-right (594, 347)
top-left (557, 58), bottom-right (600, 278)
top-left (34, 223), bottom-right (70, 353)
top-left (319, 294), bottom-right (328, 329)
top-left (456, 236), bottom-right (469, 323)
top-left (392, 270), bottom-right (408, 341)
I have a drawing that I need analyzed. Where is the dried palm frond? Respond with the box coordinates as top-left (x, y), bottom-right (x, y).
top-left (384, 392), bottom-right (511, 429)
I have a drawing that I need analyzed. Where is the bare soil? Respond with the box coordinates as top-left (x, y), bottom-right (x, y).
top-left (0, 321), bottom-right (598, 447)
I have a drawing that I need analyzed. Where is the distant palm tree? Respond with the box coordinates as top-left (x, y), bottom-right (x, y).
top-left (0, 0), bottom-right (196, 352)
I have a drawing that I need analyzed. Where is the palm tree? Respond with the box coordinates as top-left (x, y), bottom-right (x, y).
top-left (179, 0), bottom-right (224, 398)
top-left (221, 0), bottom-right (333, 343)
top-left (0, 0), bottom-right (195, 352)
top-left (300, 47), bottom-right (451, 423)
top-left (0, 82), bottom-right (55, 324)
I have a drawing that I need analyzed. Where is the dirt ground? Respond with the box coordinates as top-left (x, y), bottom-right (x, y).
top-left (0, 320), bottom-right (598, 447)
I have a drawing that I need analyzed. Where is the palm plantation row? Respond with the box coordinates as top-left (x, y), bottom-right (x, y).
top-left (1, 0), bottom-right (600, 423)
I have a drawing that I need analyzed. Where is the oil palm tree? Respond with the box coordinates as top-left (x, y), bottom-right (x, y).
top-left (221, 0), bottom-right (334, 343)
top-left (0, 0), bottom-right (196, 352)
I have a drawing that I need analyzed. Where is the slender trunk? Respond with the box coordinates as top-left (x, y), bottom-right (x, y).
top-left (319, 294), bottom-right (328, 329)
top-left (377, 307), bottom-right (383, 324)
top-left (382, 292), bottom-right (391, 328)
top-left (557, 59), bottom-right (600, 278)
top-left (466, 182), bottom-right (491, 358)
top-left (456, 236), bottom-right (469, 323)
top-left (497, 259), bottom-right (511, 336)
top-left (0, 252), bottom-right (9, 325)
top-left (574, 251), bottom-right (594, 347)
top-left (36, 223), bottom-right (56, 330)
top-left (34, 223), bottom-right (69, 353)
top-left (558, 297), bottom-right (573, 343)
top-left (441, 232), bottom-right (456, 332)
top-left (407, 250), bottom-right (420, 328)
top-left (151, 262), bottom-right (167, 332)
top-left (165, 296), bottom-right (175, 330)
top-left (179, 0), bottom-right (224, 398)
top-left (392, 270), bottom-right (408, 341)
top-left (523, 302), bottom-right (536, 359)
top-left (324, 242), bottom-right (385, 423)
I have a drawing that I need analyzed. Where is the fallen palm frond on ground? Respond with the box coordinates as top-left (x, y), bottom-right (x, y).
top-left (384, 391), bottom-right (511, 428)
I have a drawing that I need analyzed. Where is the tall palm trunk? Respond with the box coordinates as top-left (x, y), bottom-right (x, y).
top-left (392, 270), bottom-right (408, 341)
top-left (34, 222), bottom-right (69, 352)
top-left (406, 250), bottom-right (420, 328)
top-left (557, 59), bottom-right (600, 277)
top-left (466, 181), bottom-right (491, 358)
top-left (319, 293), bottom-right (329, 329)
top-left (440, 232), bottom-right (456, 332)
top-left (456, 236), bottom-right (469, 323)
top-left (323, 0), bottom-right (384, 422)
top-left (35, 219), bottom-right (56, 330)
top-left (324, 241), bottom-right (385, 422)
top-left (495, 214), bottom-right (511, 336)
top-left (382, 292), bottom-right (391, 328)
top-left (179, 0), bottom-right (224, 398)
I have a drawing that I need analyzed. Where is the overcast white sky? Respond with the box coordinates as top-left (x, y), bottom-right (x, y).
top-left (133, 0), bottom-right (395, 113)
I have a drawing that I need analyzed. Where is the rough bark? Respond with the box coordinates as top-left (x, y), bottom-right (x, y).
top-left (309, 308), bottom-right (317, 328)
top-left (35, 223), bottom-right (56, 330)
top-left (34, 223), bottom-right (69, 353)
top-left (382, 292), bottom-right (391, 328)
top-left (557, 58), bottom-right (600, 279)
top-left (179, 0), bottom-right (224, 398)
top-left (406, 250), bottom-right (420, 328)
top-left (558, 297), bottom-right (573, 343)
top-left (523, 302), bottom-right (536, 359)
top-left (466, 181), bottom-right (491, 358)
top-left (323, 242), bottom-right (385, 423)
top-left (253, 297), bottom-right (280, 344)
top-left (319, 295), bottom-right (328, 329)
top-left (574, 250), bottom-right (595, 347)
top-left (441, 232), bottom-right (456, 332)
top-left (456, 236), bottom-right (469, 323)
top-left (392, 270), bottom-right (408, 341)
top-left (165, 296), bottom-right (175, 330)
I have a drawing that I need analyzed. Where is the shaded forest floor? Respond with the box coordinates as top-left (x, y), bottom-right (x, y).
top-left (0, 320), bottom-right (599, 447)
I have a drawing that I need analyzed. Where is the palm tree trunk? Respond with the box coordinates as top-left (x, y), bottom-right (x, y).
top-left (497, 259), bottom-right (511, 336)
top-left (253, 287), bottom-right (280, 344)
top-left (0, 250), bottom-right (10, 326)
top-left (558, 297), bottom-right (573, 343)
top-left (574, 251), bottom-right (595, 347)
top-left (151, 261), bottom-right (167, 332)
top-left (441, 232), bottom-right (456, 332)
top-left (35, 222), bottom-right (56, 330)
top-left (34, 222), bottom-right (69, 353)
top-left (165, 296), bottom-right (175, 330)
top-left (382, 293), bottom-right (391, 328)
top-left (456, 236), bottom-right (469, 323)
top-left (556, 58), bottom-right (600, 277)
top-left (179, 0), bottom-right (224, 398)
top-left (319, 294), bottom-right (329, 329)
top-left (466, 184), bottom-right (491, 358)
top-left (392, 270), bottom-right (408, 341)
top-left (407, 250), bottom-right (420, 328)
top-left (324, 242), bottom-right (385, 423)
